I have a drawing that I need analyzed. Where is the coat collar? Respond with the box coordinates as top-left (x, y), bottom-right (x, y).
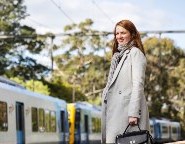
top-left (108, 48), bottom-right (131, 89)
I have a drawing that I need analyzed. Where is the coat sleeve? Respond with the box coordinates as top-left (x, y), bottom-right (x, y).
top-left (128, 48), bottom-right (147, 118)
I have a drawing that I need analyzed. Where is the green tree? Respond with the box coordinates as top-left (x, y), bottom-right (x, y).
top-left (0, 0), bottom-right (50, 80)
top-left (10, 77), bottom-right (50, 95)
top-left (169, 59), bottom-right (185, 134)
top-left (54, 19), bottom-right (110, 102)
top-left (42, 77), bottom-right (87, 102)
top-left (143, 36), bottom-right (185, 119)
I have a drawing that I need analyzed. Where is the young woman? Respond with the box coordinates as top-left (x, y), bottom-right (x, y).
top-left (101, 20), bottom-right (150, 143)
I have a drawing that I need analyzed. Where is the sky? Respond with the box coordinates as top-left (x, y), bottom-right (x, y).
top-left (21, 0), bottom-right (185, 51)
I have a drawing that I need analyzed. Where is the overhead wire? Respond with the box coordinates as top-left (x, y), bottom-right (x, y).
top-left (27, 17), bottom-right (52, 29)
top-left (49, 0), bottom-right (75, 23)
top-left (92, 0), bottom-right (114, 25)
top-left (1, 30), bottom-right (185, 40)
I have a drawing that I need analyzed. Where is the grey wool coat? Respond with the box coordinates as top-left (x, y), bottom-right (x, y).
top-left (101, 47), bottom-right (150, 143)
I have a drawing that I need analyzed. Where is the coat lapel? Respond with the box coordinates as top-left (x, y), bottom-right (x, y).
top-left (108, 49), bottom-right (131, 89)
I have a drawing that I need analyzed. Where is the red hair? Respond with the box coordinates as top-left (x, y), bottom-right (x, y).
top-left (112, 20), bottom-right (145, 55)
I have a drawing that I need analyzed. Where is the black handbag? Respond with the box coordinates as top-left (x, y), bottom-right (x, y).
top-left (115, 123), bottom-right (154, 144)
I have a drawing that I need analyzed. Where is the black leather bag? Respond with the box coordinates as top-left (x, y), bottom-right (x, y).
top-left (115, 124), bottom-right (154, 144)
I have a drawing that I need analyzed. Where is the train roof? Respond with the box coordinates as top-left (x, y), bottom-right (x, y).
top-left (0, 76), bottom-right (25, 89)
top-left (149, 119), bottom-right (154, 125)
top-left (75, 101), bottom-right (101, 111)
top-left (170, 121), bottom-right (181, 125)
top-left (0, 77), bottom-right (66, 106)
top-left (151, 117), bottom-right (180, 124)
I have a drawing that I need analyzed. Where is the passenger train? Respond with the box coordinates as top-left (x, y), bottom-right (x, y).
top-left (0, 77), bottom-right (182, 144)
top-left (0, 77), bottom-right (69, 144)
top-left (150, 118), bottom-right (181, 143)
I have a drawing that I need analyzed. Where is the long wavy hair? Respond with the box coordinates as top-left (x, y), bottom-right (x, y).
top-left (112, 20), bottom-right (145, 55)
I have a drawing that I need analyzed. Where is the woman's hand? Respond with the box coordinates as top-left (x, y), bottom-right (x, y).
top-left (129, 117), bottom-right (138, 125)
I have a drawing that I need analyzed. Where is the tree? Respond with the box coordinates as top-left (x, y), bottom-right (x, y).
top-left (54, 19), bottom-right (111, 102)
top-left (42, 77), bottom-right (87, 102)
top-left (0, 0), bottom-right (50, 80)
top-left (10, 77), bottom-right (50, 95)
top-left (143, 36), bottom-right (185, 119)
top-left (168, 59), bottom-right (185, 132)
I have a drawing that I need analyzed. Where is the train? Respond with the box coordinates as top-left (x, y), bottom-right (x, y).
top-left (0, 77), bottom-right (182, 144)
top-left (150, 118), bottom-right (181, 143)
top-left (0, 77), bottom-right (69, 144)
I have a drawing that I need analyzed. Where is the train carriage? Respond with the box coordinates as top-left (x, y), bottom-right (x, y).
top-left (150, 118), bottom-right (181, 143)
top-left (67, 102), bottom-right (101, 144)
top-left (0, 77), bottom-right (69, 144)
top-left (170, 121), bottom-right (181, 141)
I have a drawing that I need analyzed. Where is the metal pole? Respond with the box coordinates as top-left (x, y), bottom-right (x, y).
top-left (50, 36), bottom-right (54, 71)
top-left (72, 74), bottom-right (76, 102)
top-left (158, 33), bottom-right (162, 98)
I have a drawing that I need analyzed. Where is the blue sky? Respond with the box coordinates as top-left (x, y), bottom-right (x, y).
top-left (22, 0), bottom-right (185, 50)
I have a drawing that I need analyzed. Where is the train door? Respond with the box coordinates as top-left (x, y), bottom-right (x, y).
top-left (75, 109), bottom-right (81, 144)
top-left (16, 102), bottom-right (25, 144)
top-left (84, 115), bottom-right (89, 144)
top-left (60, 110), bottom-right (65, 143)
top-left (64, 110), bottom-right (69, 144)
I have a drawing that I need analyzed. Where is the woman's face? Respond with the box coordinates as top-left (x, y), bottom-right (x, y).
top-left (115, 25), bottom-right (131, 45)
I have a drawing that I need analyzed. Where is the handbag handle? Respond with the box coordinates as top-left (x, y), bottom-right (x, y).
top-left (123, 123), bottom-right (155, 144)
top-left (123, 123), bottom-right (141, 134)
top-left (148, 133), bottom-right (155, 144)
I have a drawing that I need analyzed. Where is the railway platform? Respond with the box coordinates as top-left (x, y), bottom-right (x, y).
top-left (165, 141), bottom-right (185, 144)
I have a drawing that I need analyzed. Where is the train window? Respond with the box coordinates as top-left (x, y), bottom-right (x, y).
top-left (60, 111), bottom-right (65, 132)
top-left (31, 107), bottom-right (38, 132)
top-left (162, 125), bottom-right (168, 134)
top-left (92, 117), bottom-right (96, 132)
top-left (150, 125), bottom-right (154, 134)
top-left (45, 110), bottom-right (50, 132)
top-left (172, 127), bottom-right (177, 133)
top-left (50, 111), bottom-right (56, 132)
top-left (97, 118), bottom-right (101, 132)
top-left (38, 108), bottom-right (45, 132)
top-left (0, 101), bottom-right (8, 131)
top-left (92, 118), bottom-right (101, 133)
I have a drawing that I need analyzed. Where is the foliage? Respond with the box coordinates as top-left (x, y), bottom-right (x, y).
top-left (143, 36), bottom-right (185, 121)
top-left (168, 58), bottom-right (185, 134)
top-left (0, 0), bottom-right (50, 80)
top-left (10, 77), bottom-right (50, 95)
top-left (54, 19), bottom-right (111, 102)
top-left (42, 77), bottom-right (87, 103)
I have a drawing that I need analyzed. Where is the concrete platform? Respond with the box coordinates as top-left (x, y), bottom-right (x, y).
top-left (165, 141), bottom-right (185, 144)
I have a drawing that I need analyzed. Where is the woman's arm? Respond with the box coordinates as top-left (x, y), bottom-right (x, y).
top-left (128, 48), bottom-right (147, 119)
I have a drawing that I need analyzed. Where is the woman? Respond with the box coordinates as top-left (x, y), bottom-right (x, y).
top-left (101, 20), bottom-right (150, 143)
